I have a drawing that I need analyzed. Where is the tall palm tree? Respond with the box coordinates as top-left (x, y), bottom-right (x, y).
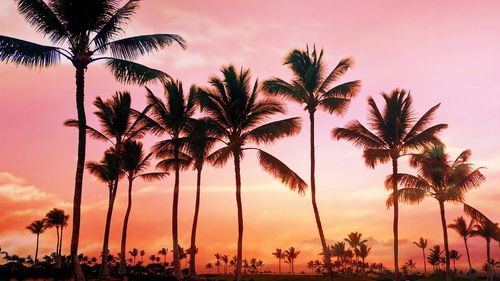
top-left (272, 248), bottom-right (284, 274)
top-left (86, 149), bottom-right (123, 277)
top-left (119, 140), bottom-right (168, 274)
top-left (26, 219), bottom-right (47, 264)
top-left (263, 46), bottom-right (360, 280)
top-left (198, 65), bottom-right (307, 281)
top-left (129, 248), bottom-right (138, 265)
top-left (142, 80), bottom-right (196, 279)
top-left (284, 247), bottom-right (301, 275)
top-left (0, 2), bottom-right (184, 278)
top-left (333, 89), bottom-right (447, 280)
top-left (45, 208), bottom-right (69, 268)
top-left (345, 231), bottom-right (367, 273)
top-left (448, 216), bottom-right (474, 271)
top-left (185, 120), bottom-right (217, 276)
top-left (413, 237), bottom-right (428, 275)
top-left (387, 145), bottom-right (485, 281)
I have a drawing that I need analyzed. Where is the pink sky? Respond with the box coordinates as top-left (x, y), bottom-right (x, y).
top-left (0, 0), bottom-right (499, 273)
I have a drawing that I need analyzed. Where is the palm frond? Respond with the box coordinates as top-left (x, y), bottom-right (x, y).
top-left (318, 96), bottom-right (351, 116)
top-left (207, 146), bottom-right (232, 167)
top-left (463, 203), bottom-right (494, 224)
top-left (321, 80), bottom-right (361, 102)
top-left (332, 120), bottom-right (385, 149)
top-left (386, 187), bottom-right (426, 208)
top-left (0, 35), bottom-right (62, 68)
top-left (156, 158), bottom-right (191, 172)
top-left (403, 103), bottom-right (442, 143)
top-left (17, 0), bottom-right (68, 44)
top-left (92, 0), bottom-right (140, 47)
top-left (451, 168), bottom-right (485, 192)
top-left (262, 78), bottom-right (307, 104)
top-left (318, 57), bottom-right (355, 92)
top-left (102, 34), bottom-right (186, 59)
top-left (402, 124), bottom-right (448, 151)
top-left (257, 149), bottom-right (307, 195)
top-left (386, 173), bottom-right (430, 191)
top-left (245, 118), bottom-right (301, 145)
top-left (137, 172), bottom-right (169, 182)
top-left (363, 148), bottom-right (391, 168)
top-left (105, 58), bottom-right (170, 85)
top-left (63, 119), bottom-right (112, 143)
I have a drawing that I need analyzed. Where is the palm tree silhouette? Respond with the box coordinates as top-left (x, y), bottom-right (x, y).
top-left (26, 219), bottom-right (47, 264)
top-left (119, 140), bottom-right (168, 274)
top-left (198, 65), bottom-right (306, 281)
top-left (214, 253), bottom-right (222, 274)
top-left (449, 250), bottom-right (461, 271)
top-left (345, 231), bottom-right (367, 273)
top-left (448, 216), bottom-right (474, 272)
top-left (221, 254), bottom-right (229, 274)
top-left (333, 89), bottom-right (447, 280)
top-left (45, 208), bottom-right (69, 268)
top-left (356, 243), bottom-right (371, 273)
top-left (387, 145), bottom-right (485, 281)
top-left (206, 262), bottom-right (213, 273)
top-left (143, 80), bottom-right (196, 280)
top-left (427, 245), bottom-right (443, 272)
top-left (86, 149), bottom-right (123, 277)
top-left (140, 250), bottom-right (145, 263)
top-left (272, 248), bottom-right (284, 274)
top-left (129, 248), bottom-right (138, 265)
top-left (284, 247), bottom-right (300, 275)
top-left (0, 3), bottom-right (184, 278)
top-left (471, 217), bottom-right (499, 280)
top-left (413, 237), bottom-right (428, 275)
top-left (263, 46), bottom-right (360, 281)
top-left (158, 248), bottom-right (168, 264)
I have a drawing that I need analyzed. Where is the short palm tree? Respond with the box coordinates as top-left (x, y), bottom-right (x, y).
top-left (272, 248), bottom-right (284, 274)
top-left (198, 65), bottom-right (307, 281)
top-left (427, 245), bottom-right (443, 272)
top-left (118, 140), bottom-right (168, 274)
top-left (86, 149), bottom-right (122, 277)
top-left (413, 237), bottom-right (428, 275)
top-left (45, 208), bottom-right (69, 268)
top-left (263, 46), bottom-right (360, 280)
top-left (333, 89), bottom-right (447, 280)
top-left (0, 2), bottom-right (184, 278)
top-left (222, 254), bottom-right (229, 274)
top-left (158, 248), bottom-right (168, 264)
top-left (387, 145), bottom-right (485, 281)
top-left (345, 231), bottom-right (367, 272)
top-left (129, 248), bottom-right (138, 265)
top-left (215, 253), bottom-right (222, 274)
top-left (356, 243), bottom-right (371, 272)
top-left (143, 80), bottom-right (196, 280)
top-left (284, 247), bottom-right (301, 275)
top-left (206, 262), bottom-right (213, 273)
top-left (449, 250), bottom-right (461, 271)
top-left (26, 219), bottom-right (47, 264)
top-left (140, 250), bottom-right (145, 263)
top-left (448, 216), bottom-right (474, 271)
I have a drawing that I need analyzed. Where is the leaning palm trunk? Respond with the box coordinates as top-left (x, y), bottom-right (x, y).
top-left (464, 237), bottom-right (472, 272)
top-left (35, 233), bottom-right (40, 264)
top-left (486, 239), bottom-right (491, 281)
top-left (99, 182), bottom-right (118, 278)
top-left (308, 112), bottom-right (334, 281)
top-left (119, 177), bottom-right (134, 275)
top-left (55, 226), bottom-right (61, 268)
top-left (71, 66), bottom-right (86, 281)
top-left (59, 226), bottom-right (64, 267)
top-left (234, 152), bottom-right (244, 281)
top-left (391, 158), bottom-right (400, 281)
top-left (172, 164), bottom-right (183, 280)
top-left (421, 248), bottom-right (427, 275)
top-left (189, 168), bottom-right (202, 276)
top-left (438, 201), bottom-right (452, 281)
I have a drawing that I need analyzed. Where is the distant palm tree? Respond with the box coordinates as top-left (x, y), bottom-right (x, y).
top-left (427, 245), bottom-right (443, 272)
top-left (413, 237), bottom-right (428, 275)
top-left (26, 219), bottom-right (47, 264)
top-left (129, 248), bottom-right (138, 265)
top-left (149, 254), bottom-right (157, 264)
top-left (284, 247), bottom-right (301, 275)
top-left (221, 254), bottom-right (229, 274)
top-left (387, 145), bottom-right (485, 281)
top-left (471, 217), bottom-right (500, 280)
top-left (263, 46), bottom-right (360, 281)
top-left (356, 243), bottom-right (371, 273)
top-left (0, 2), bottom-right (184, 278)
top-left (272, 248), bottom-right (284, 274)
top-left (206, 262), bottom-right (213, 273)
top-left (198, 65), bottom-right (306, 281)
top-left (449, 250), bottom-right (461, 271)
top-left (333, 89), bottom-right (447, 280)
top-left (257, 260), bottom-right (264, 273)
top-left (345, 231), bottom-right (367, 272)
top-left (140, 250), bottom-right (145, 263)
top-left (214, 253), bottom-right (222, 274)
top-left (119, 140), bottom-right (168, 274)
top-left (448, 216), bottom-right (474, 271)
top-left (86, 149), bottom-right (123, 277)
top-left (144, 80), bottom-right (196, 280)
top-left (158, 248), bottom-right (168, 264)
top-left (45, 208), bottom-right (69, 268)
top-left (307, 260), bottom-right (315, 273)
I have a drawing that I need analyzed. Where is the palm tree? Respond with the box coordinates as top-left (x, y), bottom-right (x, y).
top-left (86, 149), bottom-right (122, 277)
top-left (307, 260), bottom-right (315, 273)
top-left (471, 218), bottom-right (500, 280)
top-left (333, 89), bottom-right (447, 280)
top-left (214, 253), bottom-right (222, 274)
top-left (448, 216), bottom-right (474, 271)
top-left (140, 250), bottom-right (145, 263)
top-left (387, 145), bottom-right (485, 281)
top-left (143, 80), bottom-right (196, 280)
top-left (119, 140), bottom-right (168, 274)
top-left (26, 219), bottom-right (47, 264)
top-left (0, 2), bottom-right (184, 278)
top-left (284, 247), bottom-right (300, 275)
top-left (449, 250), bottom-right (461, 271)
top-left (45, 208), bottom-right (69, 268)
top-left (356, 243), bottom-right (371, 273)
top-left (345, 231), bottom-right (367, 273)
top-left (198, 65), bottom-right (307, 281)
top-left (185, 120), bottom-right (217, 276)
top-left (263, 46), bottom-right (360, 281)
top-left (206, 262), bottom-right (213, 273)
top-left (158, 248), bottom-right (168, 264)
top-left (413, 237), bottom-right (428, 275)
top-left (129, 248), bottom-right (138, 265)
top-left (272, 248), bottom-right (284, 274)
top-left (428, 245), bottom-right (443, 272)
top-left (221, 254), bottom-right (229, 274)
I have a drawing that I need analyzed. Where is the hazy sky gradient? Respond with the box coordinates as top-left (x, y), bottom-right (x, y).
top-left (0, 0), bottom-right (499, 273)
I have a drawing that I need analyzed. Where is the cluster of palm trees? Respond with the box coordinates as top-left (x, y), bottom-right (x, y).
top-left (206, 254), bottom-right (264, 275)
top-left (26, 208), bottom-right (69, 268)
top-left (272, 247), bottom-right (301, 274)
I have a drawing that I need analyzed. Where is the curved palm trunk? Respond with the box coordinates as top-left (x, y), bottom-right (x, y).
top-left (35, 233), bottom-right (40, 264)
top-left (438, 200), bottom-right (451, 281)
top-left (464, 237), bottom-right (472, 272)
top-left (421, 248), bottom-right (427, 275)
top-left (55, 226), bottom-right (60, 268)
top-left (391, 157), bottom-right (400, 281)
top-left (119, 176), bottom-right (134, 275)
top-left (308, 111), bottom-right (334, 281)
top-left (172, 164), bottom-right (183, 280)
top-left (233, 152), bottom-right (244, 281)
top-left (189, 168), bottom-right (202, 276)
top-left (99, 183), bottom-right (118, 279)
top-left (71, 66), bottom-right (86, 281)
